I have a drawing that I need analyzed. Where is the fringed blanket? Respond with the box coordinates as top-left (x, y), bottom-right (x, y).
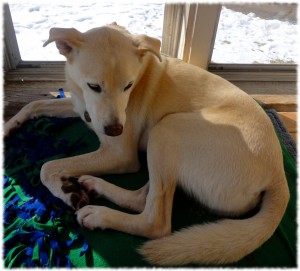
top-left (4, 111), bottom-right (296, 267)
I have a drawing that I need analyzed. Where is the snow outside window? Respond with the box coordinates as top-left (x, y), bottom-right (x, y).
top-left (8, 0), bottom-right (165, 61)
top-left (8, 2), bottom-right (298, 65)
top-left (211, 4), bottom-right (297, 64)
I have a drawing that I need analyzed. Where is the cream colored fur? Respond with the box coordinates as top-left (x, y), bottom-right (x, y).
top-left (4, 24), bottom-right (289, 266)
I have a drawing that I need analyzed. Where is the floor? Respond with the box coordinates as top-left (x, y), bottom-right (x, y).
top-left (4, 79), bottom-right (297, 143)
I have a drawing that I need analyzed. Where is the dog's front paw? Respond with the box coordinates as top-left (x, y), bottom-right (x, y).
top-left (61, 177), bottom-right (90, 210)
top-left (76, 205), bottom-right (107, 230)
top-left (78, 175), bottom-right (103, 198)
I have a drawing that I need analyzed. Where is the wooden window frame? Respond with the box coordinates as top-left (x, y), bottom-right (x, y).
top-left (4, 3), bottom-right (22, 71)
top-left (162, 3), bottom-right (222, 69)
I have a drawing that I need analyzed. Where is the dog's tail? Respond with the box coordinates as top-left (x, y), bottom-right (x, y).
top-left (138, 174), bottom-right (289, 266)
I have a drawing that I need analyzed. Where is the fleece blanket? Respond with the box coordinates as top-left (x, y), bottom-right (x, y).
top-left (3, 111), bottom-right (296, 268)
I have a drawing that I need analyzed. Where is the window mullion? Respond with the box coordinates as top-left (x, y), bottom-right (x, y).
top-left (187, 4), bottom-right (221, 69)
top-left (161, 3), bottom-right (185, 58)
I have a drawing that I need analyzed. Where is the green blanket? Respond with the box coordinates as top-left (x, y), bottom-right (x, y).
top-left (4, 114), bottom-right (296, 267)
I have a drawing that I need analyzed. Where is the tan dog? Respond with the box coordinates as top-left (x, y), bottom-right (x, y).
top-left (4, 24), bottom-right (289, 266)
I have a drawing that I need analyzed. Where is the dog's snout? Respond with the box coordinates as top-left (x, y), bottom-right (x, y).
top-left (104, 124), bottom-right (123, 137)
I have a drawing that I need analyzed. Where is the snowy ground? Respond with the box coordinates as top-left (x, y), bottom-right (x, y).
top-left (212, 5), bottom-right (298, 64)
top-left (8, 0), bottom-right (164, 61)
top-left (8, 1), bottom-right (298, 64)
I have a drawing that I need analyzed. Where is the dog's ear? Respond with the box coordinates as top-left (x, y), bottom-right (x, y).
top-left (133, 34), bottom-right (162, 62)
top-left (43, 28), bottom-right (83, 59)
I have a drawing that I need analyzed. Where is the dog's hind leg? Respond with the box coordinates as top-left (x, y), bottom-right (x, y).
top-left (4, 98), bottom-right (77, 137)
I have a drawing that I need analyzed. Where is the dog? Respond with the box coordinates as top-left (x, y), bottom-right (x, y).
top-left (4, 23), bottom-right (289, 266)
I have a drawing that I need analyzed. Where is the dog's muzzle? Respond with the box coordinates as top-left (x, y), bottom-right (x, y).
top-left (104, 124), bottom-right (123, 136)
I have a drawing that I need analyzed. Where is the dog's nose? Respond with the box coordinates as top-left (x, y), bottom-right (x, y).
top-left (104, 124), bottom-right (123, 136)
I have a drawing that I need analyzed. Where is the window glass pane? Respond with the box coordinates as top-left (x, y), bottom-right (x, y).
top-left (8, 0), bottom-right (164, 61)
top-left (211, 4), bottom-right (297, 64)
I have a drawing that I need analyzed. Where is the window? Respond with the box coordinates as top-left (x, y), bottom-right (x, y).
top-left (211, 4), bottom-right (297, 64)
top-left (4, 3), bottom-right (297, 93)
top-left (161, 3), bottom-right (296, 94)
top-left (8, 1), bottom-right (164, 61)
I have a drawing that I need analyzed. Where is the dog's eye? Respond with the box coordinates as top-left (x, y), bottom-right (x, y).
top-left (124, 82), bottom-right (133, 92)
top-left (87, 83), bottom-right (102, 93)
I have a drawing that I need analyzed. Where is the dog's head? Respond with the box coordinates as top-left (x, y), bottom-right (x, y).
top-left (44, 24), bottom-right (161, 137)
